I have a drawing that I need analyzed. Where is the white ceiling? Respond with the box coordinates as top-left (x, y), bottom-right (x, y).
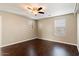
top-left (0, 3), bottom-right (76, 19)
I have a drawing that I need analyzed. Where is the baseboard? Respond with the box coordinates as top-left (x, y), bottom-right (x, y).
top-left (0, 37), bottom-right (77, 48)
top-left (0, 37), bottom-right (37, 48)
top-left (39, 38), bottom-right (77, 46)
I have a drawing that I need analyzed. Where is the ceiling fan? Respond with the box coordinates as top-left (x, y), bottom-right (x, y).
top-left (25, 4), bottom-right (45, 16)
top-left (37, 7), bottom-right (44, 14)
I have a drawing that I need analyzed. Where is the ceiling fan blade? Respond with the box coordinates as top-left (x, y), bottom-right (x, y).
top-left (38, 12), bottom-right (44, 14)
top-left (27, 7), bottom-right (32, 10)
top-left (38, 7), bottom-right (42, 11)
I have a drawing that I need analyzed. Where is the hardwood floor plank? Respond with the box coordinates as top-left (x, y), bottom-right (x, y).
top-left (1, 39), bottom-right (79, 56)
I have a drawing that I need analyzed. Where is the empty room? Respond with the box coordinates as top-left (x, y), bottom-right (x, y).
top-left (0, 3), bottom-right (79, 56)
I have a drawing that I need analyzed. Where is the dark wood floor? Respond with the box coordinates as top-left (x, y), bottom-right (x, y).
top-left (1, 39), bottom-right (79, 56)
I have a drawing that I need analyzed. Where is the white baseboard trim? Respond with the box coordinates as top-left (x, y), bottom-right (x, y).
top-left (0, 37), bottom-right (37, 48)
top-left (0, 37), bottom-right (77, 48)
top-left (40, 38), bottom-right (77, 46)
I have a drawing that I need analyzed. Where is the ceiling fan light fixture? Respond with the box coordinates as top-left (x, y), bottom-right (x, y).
top-left (25, 4), bottom-right (46, 16)
top-left (32, 10), bottom-right (38, 15)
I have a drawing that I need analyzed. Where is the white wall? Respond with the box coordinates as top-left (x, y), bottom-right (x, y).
top-left (0, 16), bottom-right (2, 55)
top-left (0, 12), bottom-right (36, 47)
top-left (0, 16), bottom-right (2, 46)
top-left (77, 13), bottom-right (79, 51)
top-left (38, 13), bottom-right (77, 45)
